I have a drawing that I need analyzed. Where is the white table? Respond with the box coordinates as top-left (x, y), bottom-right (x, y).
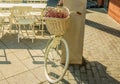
top-left (0, 3), bottom-right (47, 19)
top-left (0, 3), bottom-right (47, 9)
top-left (0, 13), bottom-right (11, 17)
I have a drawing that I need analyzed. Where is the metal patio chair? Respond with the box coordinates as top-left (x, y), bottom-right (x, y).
top-left (11, 6), bottom-right (35, 43)
top-left (0, 8), bottom-right (11, 37)
top-left (27, 0), bottom-right (48, 36)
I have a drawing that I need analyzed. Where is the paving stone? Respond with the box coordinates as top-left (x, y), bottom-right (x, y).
top-left (61, 76), bottom-right (69, 84)
top-left (74, 76), bottom-right (81, 84)
top-left (0, 72), bottom-right (5, 80)
top-left (88, 78), bottom-right (96, 84)
top-left (41, 81), bottom-right (50, 84)
top-left (68, 80), bottom-right (78, 84)
top-left (74, 64), bottom-right (80, 70)
top-left (90, 62), bottom-right (96, 67)
top-left (86, 63), bottom-right (91, 70)
top-left (80, 66), bottom-right (86, 73)
top-left (22, 58), bottom-right (42, 70)
top-left (97, 64), bottom-right (107, 77)
top-left (0, 53), bottom-right (28, 78)
top-left (13, 50), bottom-right (31, 60)
top-left (74, 70), bottom-right (80, 76)
top-left (80, 81), bottom-right (89, 84)
top-left (65, 70), bottom-right (70, 76)
top-left (80, 72), bottom-right (88, 80)
top-left (86, 70), bottom-right (93, 78)
top-left (92, 67), bottom-right (100, 79)
top-left (0, 79), bottom-right (9, 84)
top-left (30, 66), bottom-right (46, 83)
top-left (95, 79), bottom-right (102, 84)
top-left (68, 72), bottom-right (75, 80)
top-left (101, 78), bottom-right (110, 84)
top-left (98, 70), bottom-right (107, 78)
top-left (69, 65), bottom-right (74, 73)
top-left (7, 71), bottom-right (39, 84)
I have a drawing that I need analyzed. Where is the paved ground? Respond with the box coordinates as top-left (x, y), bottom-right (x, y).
top-left (0, 8), bottom-right (120, 84)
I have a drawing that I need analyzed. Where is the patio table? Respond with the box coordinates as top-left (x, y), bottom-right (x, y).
top-left (0, 12), bottom-right (11, 17)
top-left (0, 3), bottom-right (47, 9)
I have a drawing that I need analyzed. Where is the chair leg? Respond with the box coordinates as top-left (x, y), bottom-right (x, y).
top-left (18, 37), bottom-right (20, 43)
top-left (15, 24), bottom-right (18, 34)
top-left (9, 24), bottom-right (12, 34)
top-left (31, 24), bottom-right (35, 43)
top-left (18, 25), bottom-right (20, 43)
top-left (0, 25), bottom-right (2, 37)
top-left (2, 26), bottom-right (4, 37)
top-left (41, 21), bottom-right (44, 36)
top-left (32, 39), bottom-right (34, 43)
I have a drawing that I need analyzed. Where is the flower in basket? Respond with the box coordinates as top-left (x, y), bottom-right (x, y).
top-left (44, 7), bottom-right (69, 18)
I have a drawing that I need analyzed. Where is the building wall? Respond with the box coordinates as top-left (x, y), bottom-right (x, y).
top-left (108, 0), bottom-right (120, 24)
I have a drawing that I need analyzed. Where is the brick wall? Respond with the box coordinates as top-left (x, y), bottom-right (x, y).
top-left (108, 0), bottom-right (120, 24)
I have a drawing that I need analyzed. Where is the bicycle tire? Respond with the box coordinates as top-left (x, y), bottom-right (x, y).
top-left (44, 38), bottom-right (69, 83)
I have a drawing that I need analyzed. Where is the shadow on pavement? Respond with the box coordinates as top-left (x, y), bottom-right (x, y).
top-left (85, 19), bottom-right (120, 38)
top-left (0, 49), bottom-right (11, 64)
top-left (87, 8), bottom-right (107, 13)
top-left (67, 58), bottom-right (120, 84)
top-left (0, 33), bottom-right (49, 64)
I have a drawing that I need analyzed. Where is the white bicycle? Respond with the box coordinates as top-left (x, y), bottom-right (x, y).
top-left (44, 7), bottom-right (70, 83)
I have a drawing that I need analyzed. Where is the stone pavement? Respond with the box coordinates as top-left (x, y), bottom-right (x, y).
top-left (0, 8), bottom-right (120, 84)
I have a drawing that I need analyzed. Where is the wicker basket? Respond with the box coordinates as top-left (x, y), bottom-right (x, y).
top-left (45, 7), bottom-right (70, 36)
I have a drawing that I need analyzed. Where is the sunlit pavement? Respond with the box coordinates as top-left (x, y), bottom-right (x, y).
top-left (0, 8), bottom-right (120, 84)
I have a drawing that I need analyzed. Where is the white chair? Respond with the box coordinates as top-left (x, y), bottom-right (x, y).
top-left (31, 8), bottom-right (45, 36)
top-left (0, 17), bottom-right (4, 37)
top-left (27, 0), bottom-right (48, 4)
top-left (27, 0), bottom-right (35, 3)
top-left (0, 8), bottom-right (11, 37)
top-left (12, 0), bottom-right (22, 3)
top-left (29, 0), bottom-right (48, 36)
top-left (41, 0), bottom-right (48, 3)
top-left (3, 0), bottom-right (12, 3)
top-left (11, 6), bottom-right (35, 43)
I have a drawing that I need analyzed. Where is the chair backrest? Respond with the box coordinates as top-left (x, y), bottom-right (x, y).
top-left (11, 6), bottom-right (32, 23)
top-left (11, 6), bottom-right (32, 16)
top-left (27, 0), bottom-right (35, 3)
top-left (2, 0), bottom-right (22, 3)
top-left (27, 0), bottom-right (48, 3)
top-left (41, 0), bottom-right (48, 3)
top-left (3, 0), bottom-right (12, 3)
top-left (12, 0), bottom-right (23, 3)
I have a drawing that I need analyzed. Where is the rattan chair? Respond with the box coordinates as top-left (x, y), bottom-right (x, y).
top-left (11, 6), bottom-right (35, 43)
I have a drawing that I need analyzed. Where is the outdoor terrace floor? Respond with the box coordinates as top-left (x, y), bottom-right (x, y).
top-left (0, 8), bottom-right (120, 84)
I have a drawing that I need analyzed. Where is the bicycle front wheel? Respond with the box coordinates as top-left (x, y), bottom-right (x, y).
top-left (44, 38), bottom-right (69, 83)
